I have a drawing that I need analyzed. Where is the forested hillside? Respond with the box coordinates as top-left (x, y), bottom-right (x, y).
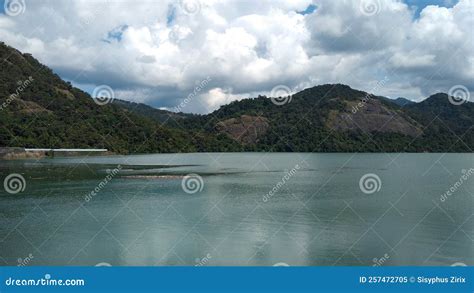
top-left (1, 42), bottom-right (472, 153)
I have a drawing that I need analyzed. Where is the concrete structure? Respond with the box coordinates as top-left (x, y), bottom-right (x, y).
top-left (0, 147), bottom-right (109, 159)
top-left (24, 148), bottom-right (108, 152)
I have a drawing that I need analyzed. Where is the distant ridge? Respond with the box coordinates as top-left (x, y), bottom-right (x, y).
top-left (393, 97), bottom-right (415, 107)
top-left (111, 99), bottom-right (194, 126)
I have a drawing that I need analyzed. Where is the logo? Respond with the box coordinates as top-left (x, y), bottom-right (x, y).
top-left (92, 85), bottom-right (115, 105)
top-left (270, 85), bottom-right (293, 106)
top-left (359, 173), bottom-right (382, 194)
top-left (3, 173), bottom-right (26, 194)
top-left (181, 174), bottom-right (204, 194)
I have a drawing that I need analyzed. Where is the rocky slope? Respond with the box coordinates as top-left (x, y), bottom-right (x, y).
top-left (215, 115), bottom-right (269, 144)
top-left (326, 98), bottom-right (422, 137)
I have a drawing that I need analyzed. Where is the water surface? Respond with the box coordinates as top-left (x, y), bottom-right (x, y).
top-left (0, 153), bottom-right (473, 266)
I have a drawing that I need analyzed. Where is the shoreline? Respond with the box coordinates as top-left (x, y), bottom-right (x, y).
top-left (1, 147), bottom-right (472, 160)
top-left (0, 147), bottom-right (110, 160)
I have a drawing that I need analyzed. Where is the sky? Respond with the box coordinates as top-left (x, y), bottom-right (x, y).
top-left (0, 0), bottom-right (472, 113)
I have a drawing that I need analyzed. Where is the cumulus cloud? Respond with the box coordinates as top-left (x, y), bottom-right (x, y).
top-left (0, 0), bottom-right (472, 113)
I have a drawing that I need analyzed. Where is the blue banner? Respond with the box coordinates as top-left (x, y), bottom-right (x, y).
top-left (0, 266), bottom-right (472, 292)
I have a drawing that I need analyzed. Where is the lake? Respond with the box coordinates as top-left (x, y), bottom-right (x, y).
top-left (0, 153), bottom-right (472, 266)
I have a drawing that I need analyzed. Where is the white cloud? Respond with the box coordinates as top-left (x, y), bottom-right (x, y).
top-left (203, 87), bottom-right (248, 111)
top-left (0, 0), bottom-right (472, 113)
top-left (390, 52), bottom-right (436, 69)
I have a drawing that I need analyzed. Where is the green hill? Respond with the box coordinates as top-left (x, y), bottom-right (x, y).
top-left (170, 85), bottom-right (473, 152)
top-left (0, 42), bottom-right (238, 154)
top-left (1, 42), bottom-right (472, 153)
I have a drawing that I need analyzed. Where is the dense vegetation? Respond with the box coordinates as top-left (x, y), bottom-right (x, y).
top-left (1, 42), bottom-right (472, 153)
top-left (404, 93), bottom-right (474, 151)
top-left (170, 85), bottom-right (474, 152)
top-left (0, 42), bottom-right (239, 153)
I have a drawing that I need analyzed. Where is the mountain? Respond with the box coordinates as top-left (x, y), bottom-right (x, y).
top-left (379, 96), bottom-right (414, 107)
top-left (404, 93), bottom-right (474, 151)
top-left (171, 84), bottom-right (473, 152)
top-left (111, 99), bottom-right (193, 126)
top-left (0, 42), bottom-right (239, 153)
top-left (393, 97), bottom-right (415, 107)
top-left (1, 42), bottom-right (473, 154)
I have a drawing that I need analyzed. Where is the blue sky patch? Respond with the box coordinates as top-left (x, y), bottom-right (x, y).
top-left (167, 4), bottom-right (176, 26)
top-left (298, 4), bottom-right (317, 15)
top-left (103, 24), bottom-right (128, 43)
top-left (405, 0), bottom-right (458, 17)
